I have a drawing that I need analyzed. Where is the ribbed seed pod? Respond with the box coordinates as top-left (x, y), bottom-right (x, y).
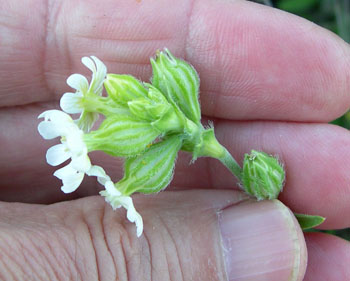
top-left (84, 114), bottom-right (160, 157)
top-left (242, 150), bottom-right (285, 200)
top-left (151, 49), bottom-right (201, 124)
top-left (116, 136), bottom-right (182, 195)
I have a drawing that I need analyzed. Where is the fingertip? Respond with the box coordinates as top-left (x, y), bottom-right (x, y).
top-left (219, 199), bottom-right (307, 281)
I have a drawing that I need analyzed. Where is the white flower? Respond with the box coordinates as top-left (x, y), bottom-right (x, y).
top-left (60, 56), bottom-right (107, 132)
top-left (38, 110), bottom-right (91, 193)
top-left (87, 166), bottom-right (144, 237)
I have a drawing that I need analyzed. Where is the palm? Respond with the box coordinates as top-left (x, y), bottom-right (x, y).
top-left (0, 1), bottom-right (349, 280)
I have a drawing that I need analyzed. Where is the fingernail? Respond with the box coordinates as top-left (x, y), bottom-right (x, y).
top-left (219, 200), bottom-right (306, 281)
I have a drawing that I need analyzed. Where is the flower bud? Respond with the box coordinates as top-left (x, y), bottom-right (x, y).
top-left (104, 74), bottom-right (148, 105)
top-left (84, 114), bottom-right (160, 157)
top-left (151, 49), bottom-right (201, 124)
top-left (127, 86), bottom-right (171, 121)
top-left (116, 136), bottom-right (182, 196)
top-left (242, 150), bottom-right (285, 200)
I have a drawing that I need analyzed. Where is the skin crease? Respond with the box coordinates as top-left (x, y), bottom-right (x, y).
top-left (0, 0), bottom-right (349, 280)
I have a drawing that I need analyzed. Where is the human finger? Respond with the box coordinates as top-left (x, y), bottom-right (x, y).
top-left (0, 190), bottom-right (307, 281)
top-left (1, 107), bottom-right (350, 230)
top-left (1, 0), bottom-right (349, 121)
top-left (303, 232), bottom-right (350, 281)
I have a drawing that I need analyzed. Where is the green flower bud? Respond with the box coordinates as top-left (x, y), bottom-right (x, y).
top-left (242, 150), bottom-right (285, 200)
top-left (84, 114), bottom-right (160, 157)
top-left (117, 136), bottom-right (182, 196)
top-left (151, 49), bottom-right (201, 124)
top-left (104, 74), bottom-right (148, 105)
top-left (128, 85), bottom-right (186, 134)
top-left (127, 85), bottom-right (171, 121)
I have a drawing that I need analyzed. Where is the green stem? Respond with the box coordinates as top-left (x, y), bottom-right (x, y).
top-left (218, 148), bottom-right (243, 182)
top-left (198, 129), bottom-right (243, 182)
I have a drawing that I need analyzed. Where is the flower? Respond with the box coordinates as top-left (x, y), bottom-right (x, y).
top-left (60, 56), bottom-right (107, 132)
top-left (87, 166), bottom-right (144, 237)
top-left (38, 110), bottom-right (91, 193)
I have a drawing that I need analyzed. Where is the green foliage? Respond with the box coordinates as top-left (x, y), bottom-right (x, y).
top-left (277, 0), bottom-right (319, 14)
top-left (294, 213), bottom-right (325, 230)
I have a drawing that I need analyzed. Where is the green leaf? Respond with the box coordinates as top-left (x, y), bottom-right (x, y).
top-left (294, 213), bottom-right (326, 230)
top-left (151, 49), bottom-right (201, 124)
top-left (104, 74), bottom-right (148, 105)
top-left (84, 114), bottom-right (160, 157)
top-left (277, 0), bottom-right (319, 14)
top-left (116, 136), bottom-right (182, 195)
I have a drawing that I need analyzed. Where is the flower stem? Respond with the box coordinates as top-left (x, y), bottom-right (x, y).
top-left (198, 129), bottom-right (243, 182)
top-left (218, 148), bottom-right (243, 182)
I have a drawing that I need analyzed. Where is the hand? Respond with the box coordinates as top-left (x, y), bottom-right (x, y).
top-left (0, 0), bottom-right (349, 280)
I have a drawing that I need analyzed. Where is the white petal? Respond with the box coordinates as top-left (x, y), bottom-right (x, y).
top-left (54, 164), bottom-right (84, 193)
top-left (38, 121), bottom-right (61, 139)
top-left (61, 172), bottom-right (84, 193)
top-left (66, 129), bottom-right (85, 154)
top-left (134, 213), bottom-right (143, 237)
top-left (76, 111), bottom-right (99, 132)
top-left (46, 144), bottom-right (70, 166)
top-left (105, 181), bottom-right (121, 196)
top-left (81, 57), bottom-right (96, 73)
top-left (86, 165), bottom-right (111, 184)
top-left (99, 188), bottom-right (143, 236)
top-left (121, 197), bottom-right (143, 237)
top-left (67, 74), bottom-right (89, 92)
top-left (82, 56), bottom-right (107, 95)
top-left (60, 92), bottom-right (83, 114)
top-left (71, 153), bottom-right (91, 172)
top-left (38, 110), bottom-right (72, 123)
top-left (91, 56), bottom-right (107, 76)
top-left (53, 163), bottom-right (76, 179)
top-left (90, 56), bottom-right (107, 94)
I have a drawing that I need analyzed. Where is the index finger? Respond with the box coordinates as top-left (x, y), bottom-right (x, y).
top-left (0, 0), bottom-right (349, 121)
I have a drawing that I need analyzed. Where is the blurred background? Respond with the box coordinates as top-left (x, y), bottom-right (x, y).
top-left (251, 0), bottom-right (350, 240)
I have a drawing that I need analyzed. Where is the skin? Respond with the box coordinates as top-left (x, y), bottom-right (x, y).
top-left (0, 0), bottom-right (349, 280)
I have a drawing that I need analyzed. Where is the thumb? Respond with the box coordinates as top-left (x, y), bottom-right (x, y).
top-left (0, 190), bottom-right (306, 281)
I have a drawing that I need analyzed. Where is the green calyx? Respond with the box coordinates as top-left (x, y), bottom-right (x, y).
top-left (77, 49), bottom-right (291, 205)
top-left (116, 136), bottom-right (182, 196)
top-left (151, 49), bottom-right (201, 124)
top-left (104, 74), bottom-right (148, 105)
top-left (84, 114), bottom-right (161, 157)
top-left (242, 150), bottom-right (285, 200)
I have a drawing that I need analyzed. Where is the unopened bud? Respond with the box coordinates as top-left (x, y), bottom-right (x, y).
top-left (242, 150), bottom-right (285, 200)
top-left (151, 49), bottom-right (201, 124)
top-left (104, 74), bottom-right (148, 105)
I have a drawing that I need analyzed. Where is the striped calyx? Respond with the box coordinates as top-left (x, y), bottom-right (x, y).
top-left (151, 49), bottom-right (201, 124)
top-left (116, 136), bottom-right (182, 196)
top-left (104, 74), bottom-right (148, 105)
top-left (242, 150), bottom-right (285, 200)
top-left (83, 114), bottom-right (161, 157)
top-left (128, 85), bottom-right (186, 134)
